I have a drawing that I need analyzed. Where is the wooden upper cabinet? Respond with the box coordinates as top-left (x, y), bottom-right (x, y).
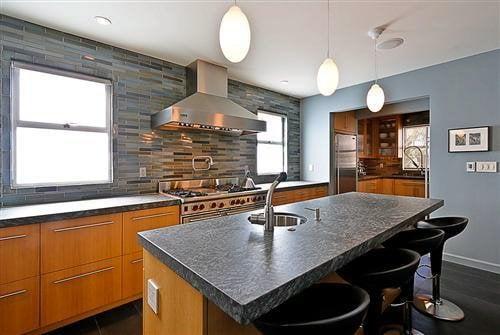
top-left (0, 224), bottom-right (40, 285)
top-left (334, 112), bottom-right (357, 134)
top-left (0, 276), bottom-right (40, 335)
top-left (41, 213), bottom-right (122, 274)
top-left (376, 115), bottom-right (402, 158)
top-left (123, 206), bottom-right (180, 255)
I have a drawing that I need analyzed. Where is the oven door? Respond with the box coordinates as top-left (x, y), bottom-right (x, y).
top-left (181, 203), bottom-right (263, 224)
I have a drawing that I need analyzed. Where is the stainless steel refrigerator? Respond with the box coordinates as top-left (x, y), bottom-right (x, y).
top-left (332, 133), bottom-right (357, 194)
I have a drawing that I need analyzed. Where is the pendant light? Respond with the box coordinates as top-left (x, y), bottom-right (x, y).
top-left (219, 0), bottom-right (251, 63)
top-left (366, 28), bottom-right (385, 112)
top-left (317, 0), bottom-right (339, 96)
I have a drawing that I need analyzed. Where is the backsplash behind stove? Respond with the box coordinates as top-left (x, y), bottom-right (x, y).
top-left (0, 15), bottom-right (300, 206)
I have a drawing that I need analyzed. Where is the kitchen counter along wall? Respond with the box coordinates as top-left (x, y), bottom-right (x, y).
top-left (0, 14), bottom-right (300, 206)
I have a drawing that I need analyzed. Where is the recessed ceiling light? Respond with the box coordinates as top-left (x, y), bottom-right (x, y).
top-left (377, 38), bottom-right (404, 50)
top-left (280, 80), bottom-right (289, 85)
top-left (94, 16), bottom-right (112, 26)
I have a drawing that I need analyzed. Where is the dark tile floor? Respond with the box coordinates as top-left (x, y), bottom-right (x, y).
top-left (46, 258), bottom-right (500, 335)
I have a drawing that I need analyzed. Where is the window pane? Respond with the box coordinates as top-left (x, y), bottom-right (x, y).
top-left (403, 126), bottom-right (429, 170)
top-left (257, 113), bottom-right (283, 142)
top-left (257, 143), bottom-right (284, 175)
top-left (15, 128), bottom-right (111, 186)
top-left (18, 68), bottom-right (108, 127)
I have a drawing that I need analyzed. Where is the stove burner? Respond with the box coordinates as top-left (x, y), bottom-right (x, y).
top-left (216, 184), bottom-right (261, 193)
top-left (166, 189), bottom-right (208, 198)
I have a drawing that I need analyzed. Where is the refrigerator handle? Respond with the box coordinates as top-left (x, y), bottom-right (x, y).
top-left (336, 137), bottom-right (340, 194)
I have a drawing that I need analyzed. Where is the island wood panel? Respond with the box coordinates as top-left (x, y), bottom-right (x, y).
top-left (41, 257), bottom-right (122, 326)
top-left (0, 276), bottom-right (39, 335)
top-left (0, 224), bottom-right (39, 285)
top-left (123, 206), bottom-right (179, 255)
top-left (122, 251), bottom-right (144, 299)
top-left (394, 179), bottom-right (425, 198)
top-left (41, 213), bottom-right (122, 274)
top-left (272, 185), bottom-right (328, 206)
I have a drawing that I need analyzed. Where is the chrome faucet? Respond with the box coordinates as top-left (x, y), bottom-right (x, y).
top-left (404, 146), bottom-right (425, 175)
top-left (264, 172), bottom-right (287, 232)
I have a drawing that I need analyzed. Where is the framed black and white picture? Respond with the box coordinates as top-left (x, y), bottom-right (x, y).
top-left (448, 126), bottom-right (490, 152)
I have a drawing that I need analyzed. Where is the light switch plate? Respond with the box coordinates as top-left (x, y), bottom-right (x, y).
top-left (466, 162), bottom-right (476, 172)
top-left (476, 161), bottom-right (498, 173)
top-left (139, 167), bottom-right (147, 178)
top-left (147, 279), bottom-right (159, 314)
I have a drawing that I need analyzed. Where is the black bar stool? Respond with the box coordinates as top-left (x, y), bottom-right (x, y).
top-left (253, 283), bottom-right (370, 335)
top-left (338, 248), bottom-right (421, 335)
top-left (414, 217), bottom-right (468, 321)
top-left (383, 229), bottom-right (445, 334)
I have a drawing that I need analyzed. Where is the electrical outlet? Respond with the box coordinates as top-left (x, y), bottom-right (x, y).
top-left (139, 167), bottom-right (147, 177)
top-left (466, 162), bottom-right (476, 172)
top-left (476, 161), bottom-right (497, 173)
top-left (308, 164), bottom-right (314, 172)
top-left (147, 279), bottom-right (159, 314)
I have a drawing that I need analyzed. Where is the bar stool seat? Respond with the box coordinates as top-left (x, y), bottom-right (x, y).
top-left (253, 283), bottom-right (369, 335)
top-left (414, 217), bottom-right (469, 321)
top-left (338, 248), bottom-right (421, 335)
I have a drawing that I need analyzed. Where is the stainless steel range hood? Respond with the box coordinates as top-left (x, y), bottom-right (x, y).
top-left (151, 60), bottom-right (266, 135)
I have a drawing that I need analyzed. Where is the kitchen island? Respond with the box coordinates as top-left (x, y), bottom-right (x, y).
top-left (138, 192), bottom-right (443, 334)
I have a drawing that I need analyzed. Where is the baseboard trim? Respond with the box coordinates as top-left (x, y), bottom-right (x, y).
top-left (444, 252), bottom-right (500, 274)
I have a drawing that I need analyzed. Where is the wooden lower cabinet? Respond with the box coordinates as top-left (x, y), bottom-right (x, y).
top-left (358, 179), bottom-right (380, 193)
top-left (272, 185), bottom-right (328, 206)
top-left (122, 251), bottom-right (144, 299)
top-left (0, 224), bottom-right (39, 285)
top-left (41, 213), bottom-right (123, 274)
top-left (41, 257), bottom-right (122, 326)
top-left (0, 276), bottom-right (39, 335)
top-left (394, 179), bottom-right (425, 197)
top-left (380, 178), bottom-right (395, 195)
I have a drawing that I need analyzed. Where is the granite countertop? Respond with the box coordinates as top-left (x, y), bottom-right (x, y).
top-left (139, 192), bottom-right (443, 324)
top-left (0, 194), bottom-right (181, 228)
top-left (359, 174), bottom-right (425, 181)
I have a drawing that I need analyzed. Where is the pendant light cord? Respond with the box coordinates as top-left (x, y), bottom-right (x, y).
top-left (327, 0), bottom-right (331, 58)
top-left (374, 36), bottom-right (378, 84)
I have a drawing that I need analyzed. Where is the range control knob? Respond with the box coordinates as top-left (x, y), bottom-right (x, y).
top-left (219, 203), bottom-right (224, 208)
top-left (235, 199), bottom-right (241, 205)
top-left (241, 200), bottom-right (246, 205)
top-left (199, 204), bottom-right (205, 210)
top-left (211, 202), bottom-right (217, 209)
top-left (251, 197), bottom-right (256, 202)
top-left (192, 205), bottom-right (199, 211)
top-left (230, 200), bottom-right (236, 205)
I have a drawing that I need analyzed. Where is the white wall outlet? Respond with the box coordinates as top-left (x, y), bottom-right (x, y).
top-left (139, 167), bottom-right (147, 177)
top-left (466, 162), bottom-right (476, 172)
top-left (308, 164), bottom-right (314, 172)
top-left (476, 161), bottom-right (498, 173)
top-left (147, 279), bottom-right (159, 314)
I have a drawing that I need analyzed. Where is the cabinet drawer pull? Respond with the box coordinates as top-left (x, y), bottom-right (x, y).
top-left (131, 212), bottom-right (174, 221)
top-left (0, 289), bottom-right (27, 300)
top-left (130, 258), bottom-right (143, 264)
top-left (53, 221), bottom-right (114, 232)
top-left (53, 266), bottom-right (115, 284)
top-left (0, 234), bottom-right (27, 241)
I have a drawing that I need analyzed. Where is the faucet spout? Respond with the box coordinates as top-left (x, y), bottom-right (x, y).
top-left (264, 172), bottom-right (287, 232)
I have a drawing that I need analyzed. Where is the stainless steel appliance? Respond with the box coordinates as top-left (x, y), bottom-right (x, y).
top-left (158, 178), bottom-right (267, 224)
top-left (151, 60), bottom-right (267, 135)
top-left (332, 134), bottom-right (357, 194)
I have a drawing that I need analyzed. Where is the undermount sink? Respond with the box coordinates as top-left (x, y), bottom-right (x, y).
top-left (248, 212), bottom-right (308, 227)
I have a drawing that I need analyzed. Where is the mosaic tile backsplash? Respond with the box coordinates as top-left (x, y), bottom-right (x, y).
top-left (0, 15), bottom-right (300, 206)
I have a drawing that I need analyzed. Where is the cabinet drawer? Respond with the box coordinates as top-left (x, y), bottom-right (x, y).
top-left (0, 276), bottom-right (39, 335)
top-left (122, 252), bottom-right (143, 298)
top-left (0, 224), bottom-right (39, 284)
top-left (123, 206), bottom-right (179, 255)
top-left (41, 257), bottom-right (122, 326)
top-left (41, 213), bottom-right (122, 273)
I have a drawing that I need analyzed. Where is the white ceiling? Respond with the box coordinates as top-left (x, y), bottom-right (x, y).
top-left (1, 0), bottom-right (499, 98)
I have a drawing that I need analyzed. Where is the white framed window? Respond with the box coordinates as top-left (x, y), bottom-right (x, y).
top-left (10, 61), bottom-right (113, 188)
top-left (257, 111), bottom-right (287, 175)
top-left (402, 125), bottom-right (429, 171)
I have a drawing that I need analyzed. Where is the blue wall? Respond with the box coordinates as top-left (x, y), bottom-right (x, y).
top-left (301, 49), bottom-right (500, 273)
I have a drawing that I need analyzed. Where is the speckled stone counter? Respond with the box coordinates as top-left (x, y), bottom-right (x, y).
top-left (139, 192), bottom-right (443, 324)
top-left (0, 194), bottom-right (181, 228)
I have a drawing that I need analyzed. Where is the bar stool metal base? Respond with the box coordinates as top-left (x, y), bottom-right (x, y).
top-left (381, 324), bottom-right (425, 335)
top-left (413, 294), bottom-right (464, 321)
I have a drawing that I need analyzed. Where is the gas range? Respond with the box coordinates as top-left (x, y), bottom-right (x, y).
top-left (158, 178), bottom-right (267, 224)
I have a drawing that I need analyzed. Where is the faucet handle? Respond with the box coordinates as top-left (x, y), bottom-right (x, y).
top-left (305, 207), bottom-right (321, 221)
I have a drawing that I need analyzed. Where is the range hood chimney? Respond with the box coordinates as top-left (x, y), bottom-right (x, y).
top-left (151, 60), bottom-right (266, 135)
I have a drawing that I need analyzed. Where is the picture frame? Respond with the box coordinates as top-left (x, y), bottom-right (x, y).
top-left (448, 126), bottom-right (490, 152)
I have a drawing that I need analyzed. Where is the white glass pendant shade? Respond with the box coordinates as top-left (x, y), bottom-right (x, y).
top-left (366, 83), bottom-right (385, 112)
top-left (219, 5), bottom-right (251, 63)
top-left (317, 58), bottom-right (339, 96)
